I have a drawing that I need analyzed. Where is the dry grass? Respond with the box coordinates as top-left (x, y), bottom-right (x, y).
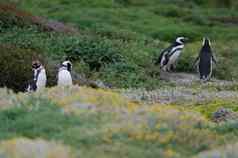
top-left (0, 138), bottom-right (76, 158)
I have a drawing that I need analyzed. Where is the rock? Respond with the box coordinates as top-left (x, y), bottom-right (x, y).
top-left (212, 107), bottom-right (238, 123)
top-left (72, 71), bottom-right (111, 89)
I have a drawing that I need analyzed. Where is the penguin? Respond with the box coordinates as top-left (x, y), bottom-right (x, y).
top-left (27, 60), bottom-right (47, 92)
top-left (57, 60), bottom-right (73, 86)
top-left (194, 37), bottom-right (217, 82)
top-left (155, 37), bottom-right (188, 72)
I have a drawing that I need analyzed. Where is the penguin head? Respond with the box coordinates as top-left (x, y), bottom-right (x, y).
top-left (62, 60), bottom-right (72, 72)
top-left (176, 37), bottom-right (188, 44)
top-left (202, 37), bottom-right (211, 47)
top-left (32, 60), bottom-right (42, 69)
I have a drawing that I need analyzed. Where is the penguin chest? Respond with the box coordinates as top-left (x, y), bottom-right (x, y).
top-left (168, 50), bottom-right (181, 65)
top-left (57, 70), bottom-right (73, 86)
top-left (36, 69), bottom-right (47, 90)
top-left (199, 55), bottom-right (212, 79)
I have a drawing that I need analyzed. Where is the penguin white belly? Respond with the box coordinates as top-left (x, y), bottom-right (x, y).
top-left (168, 50), bottom-right (181, 66)
top-left (36, 69), bottom-right (47, 90)
top-left (57, 70), bottom-right (73, 86)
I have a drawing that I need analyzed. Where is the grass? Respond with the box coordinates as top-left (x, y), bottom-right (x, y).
top-left (0, 86), bottom-right (238, 157)
top-left (1, 0), bottom-right (238, 91)
top-left (0, 138), bottom-right (76, 158)
top-left (1, 1), bottom-right (238, 157)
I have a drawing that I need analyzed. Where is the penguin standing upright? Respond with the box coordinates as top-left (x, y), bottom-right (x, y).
top-left (155, 37), bottom-right (188, 72)
top-left (27, 60), bottom-right (47, 92)
top-left (194, 37), bottom-right (217, 81)
top-left (57, 60), bottom-right (73, 86)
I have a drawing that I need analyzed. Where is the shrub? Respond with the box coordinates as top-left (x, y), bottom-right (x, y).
top-left (0, 3), bottom-right (32, 28)
top-left (100, 62), bottom-right (161, 89)
top-left (65, 36), bottom-right (125, 71)
top-left (0, 3), bottom-right (77, 33)
top-left (0, 44), bottom-right (56, 92)
top-left (0, 44), bottom-right (35, 92)
top-left (100, 62), bottom-right (142, 88)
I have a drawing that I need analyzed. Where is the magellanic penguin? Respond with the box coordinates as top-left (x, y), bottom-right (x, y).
top-left (57, 60), bottom-right (73, 86)
top-left (27, 60), bottom-right (47, 92)
top-left (194, 37), bottom-right (217, 82)
top-left (155, 37), bottom-right (188, 72)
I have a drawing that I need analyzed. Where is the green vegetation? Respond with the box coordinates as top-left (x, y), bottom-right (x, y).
top-left (0, 0), bottom-right (238, 91)
top-left (1, 1), bottom-right (238, 157)
top-left (0, 86), bottom-right (237, 157)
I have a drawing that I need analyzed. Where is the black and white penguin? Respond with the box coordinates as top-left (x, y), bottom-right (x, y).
top-left (57, 60), bottom-right (73, 86)
top-left (27, 60), bottom-right (47, 92)
top-left (194, 37), bottom-right (217, 81)
top-left (155, 37), bottom-right (188, 72)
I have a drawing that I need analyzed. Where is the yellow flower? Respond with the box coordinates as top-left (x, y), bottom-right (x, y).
top-left (155, 123), bottom-right (160, 129)
top-left (164, 149), bottom-right (175, 158)
top-left (127, 101), bottom-right (140, 112)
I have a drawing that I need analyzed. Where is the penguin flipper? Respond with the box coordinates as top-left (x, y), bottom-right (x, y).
top-left (154, 45), bottom-right (173, 65)
top-left (192, 57), bottom-right (200, 70)
top-left (155, 50), bottom-right (166, 65)
top-left (154, 52), bottom-right (164, 65)
top-left (212, 54), bottom-right (217, 64)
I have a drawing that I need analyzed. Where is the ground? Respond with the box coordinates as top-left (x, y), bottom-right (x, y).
top-left (0, 81), bottom-right (238, 158)
top-left (122, 72), bottom-right (238, 104)
top-left (1, 0), bottom-right (238, 158)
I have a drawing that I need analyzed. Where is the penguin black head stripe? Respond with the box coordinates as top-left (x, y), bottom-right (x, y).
top-left (176, 37), bottom-right (188, 44)
top-left (27, 60), bottom-right (47, 92)
top-left (32, 60), bottom-right (42, 69)
top-left (57, 60), bottom-right (73, 86)
top-left (61, 61), bottom-right (72, 72)
top-left (202, 37), bottom-right (212, 52)
top-left (155, 36), bottom-right (188, 72)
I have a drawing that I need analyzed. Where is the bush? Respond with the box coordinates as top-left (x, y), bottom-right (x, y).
top-left (0, 44), bottom-right (35, 92)
top-left (0, 44), bottom-right (56, 92)
top-left (65, 36), bottom-right (125, 71)
top-left (100, 62), bottom-right (161, 89)
top-left (0, 3), bottom-right (77, 33)
top-left (0, 3), bottom-right (35, 29)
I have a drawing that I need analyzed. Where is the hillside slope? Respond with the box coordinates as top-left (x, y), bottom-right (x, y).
top-left (1, 0), bottom-right (238, 91)
top-left (1, 1), bottom-right (238, 157)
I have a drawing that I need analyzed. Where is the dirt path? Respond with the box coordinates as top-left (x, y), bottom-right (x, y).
top-left (121, 72), bottom-right (238, 105)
